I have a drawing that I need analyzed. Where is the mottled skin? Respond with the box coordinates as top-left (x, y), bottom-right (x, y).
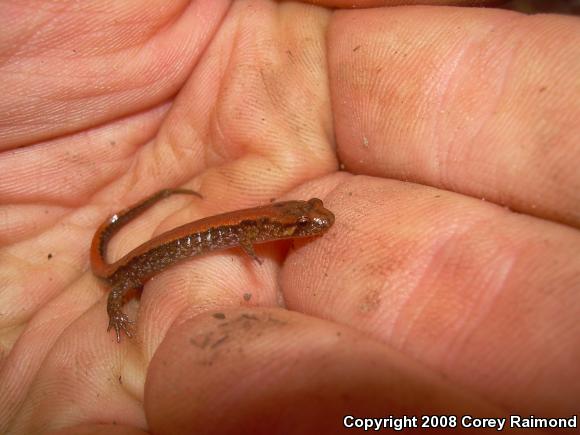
top-left (90, 189), bottom-right (335, 342)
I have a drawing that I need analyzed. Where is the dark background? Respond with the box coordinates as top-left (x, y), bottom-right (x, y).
top-left (502, 0), bottom-right (580, 14)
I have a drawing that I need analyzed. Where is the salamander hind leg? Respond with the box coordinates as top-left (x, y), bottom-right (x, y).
top-left (107, 285), bottom-right (135, 342)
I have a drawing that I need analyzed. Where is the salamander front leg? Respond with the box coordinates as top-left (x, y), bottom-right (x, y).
top-left (107, 285), bottom-right (135, 342)
top-left (239, 239), bottom-right (263, 265)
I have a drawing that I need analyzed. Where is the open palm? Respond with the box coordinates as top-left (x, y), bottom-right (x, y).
top-left (1, 1), bottom-right (579, 434)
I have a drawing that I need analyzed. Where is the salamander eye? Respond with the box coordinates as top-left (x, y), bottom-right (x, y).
top-left (297, 216), bottom-right (310, 226)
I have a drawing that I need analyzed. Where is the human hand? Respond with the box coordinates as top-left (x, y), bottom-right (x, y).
top-left (1, 1), bottom-right (578, 434)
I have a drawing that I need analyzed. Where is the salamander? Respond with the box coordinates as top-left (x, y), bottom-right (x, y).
top-left (90, 188), bottom-right (335, 341)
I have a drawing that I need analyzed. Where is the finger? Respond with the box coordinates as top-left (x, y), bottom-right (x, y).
top-left (299, 0), bottom-right (505, 7)
top-left (146, 308), bottom-right (508, 435)
top-left (328, 6), bottom-right (580, 227)
top-left (0, 0), bottom-right (229, 149)
top-left (283, 175), bottom-right (580, 415)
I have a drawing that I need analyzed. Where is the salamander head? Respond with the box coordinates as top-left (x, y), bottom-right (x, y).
top-left (280, 198), bottom-right (335, 238)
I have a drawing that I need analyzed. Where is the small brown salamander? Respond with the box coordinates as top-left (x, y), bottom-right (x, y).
top-left (90, 189), bottom-right (335, 342)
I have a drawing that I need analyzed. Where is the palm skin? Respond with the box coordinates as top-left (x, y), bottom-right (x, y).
top-left (0, 1), bottom-right (578, 434)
